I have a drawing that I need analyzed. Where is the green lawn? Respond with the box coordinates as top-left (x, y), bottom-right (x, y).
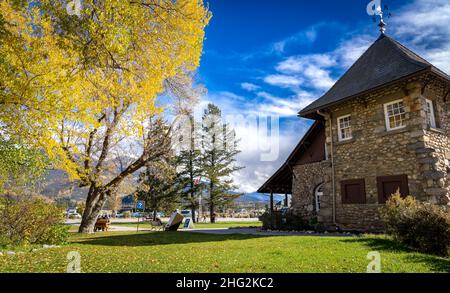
top-left (0, 231), bottom-right (449, 273)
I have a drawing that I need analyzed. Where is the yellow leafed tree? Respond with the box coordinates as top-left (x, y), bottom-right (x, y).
top-left (0, 0), bottom-right (211, 232)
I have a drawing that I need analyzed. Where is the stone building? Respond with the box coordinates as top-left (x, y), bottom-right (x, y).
top-left (258, 33), bottom-right (450, 231)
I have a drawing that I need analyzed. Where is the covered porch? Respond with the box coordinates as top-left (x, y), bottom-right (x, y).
top-left (257, 163), bottom-right (292, 213)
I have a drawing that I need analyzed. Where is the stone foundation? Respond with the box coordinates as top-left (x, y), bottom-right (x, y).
top-left (335, 205), bottom-right (384, 231)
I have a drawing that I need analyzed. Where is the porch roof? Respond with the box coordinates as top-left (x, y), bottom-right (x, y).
top-left (257, 121), bottom-right (323, 194)
top-left (257, 163), bottom-right (292, 194)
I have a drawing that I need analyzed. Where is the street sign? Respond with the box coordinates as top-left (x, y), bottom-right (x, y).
top-left (136, 200), bottom-right (145, 211)
top-left (135, 200), bottom-right (145, 233)
top-left (183, 218), bottom-right (194, 229)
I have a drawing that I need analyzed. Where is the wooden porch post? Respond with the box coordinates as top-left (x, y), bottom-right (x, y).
top-left (270, 191), bottom-right (274, 213)
top-left (284, 192), bottom-right (288, 207)
top-left (269, 190), bottom-right (275, 229)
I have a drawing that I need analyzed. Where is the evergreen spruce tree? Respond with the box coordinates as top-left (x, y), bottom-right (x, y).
top-left (137, 158), bottom-right (181, 221)
top-left (201, 104), bottom-right (243, 223)
top-left (175, 114), bottom-right (204, 223)
top-left (136, 119), bottom-right (180, 220)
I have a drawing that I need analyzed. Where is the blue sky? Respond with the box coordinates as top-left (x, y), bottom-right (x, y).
top-left (192, 0), bottom-right (450, 193)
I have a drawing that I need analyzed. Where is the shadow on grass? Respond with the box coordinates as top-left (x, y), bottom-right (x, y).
top-left (73, 231), bottom-right (268, 247)
top-left (341, 237), bottom-right (450, 273)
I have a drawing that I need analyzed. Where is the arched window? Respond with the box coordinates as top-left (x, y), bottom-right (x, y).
top-left (314, 183), bottom-right (324, 212)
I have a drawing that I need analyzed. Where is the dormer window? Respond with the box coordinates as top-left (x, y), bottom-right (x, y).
top-left (425, 98), bottom-right (436, 128)
top-left (384, 99), bottom-right (407, 131)
top-left (337, 115), bottom-right (352, 141)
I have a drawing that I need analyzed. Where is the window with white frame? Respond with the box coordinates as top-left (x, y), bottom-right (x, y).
top-left (337, 115), bottom-right (352, 141)
top-left (425, 98), bottom-right (437, 128)
top-left (384, 99), bottom-right (407, 131)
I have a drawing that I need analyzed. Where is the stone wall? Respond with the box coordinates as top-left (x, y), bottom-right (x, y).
top-left (291, 161), bottom-right (330, 220)
top-left (322, 77), bottom-right (450, 230)
top-left (421, 84), bottom-right (450, 205)
top-left (335, 205), bottom-right (384, 231)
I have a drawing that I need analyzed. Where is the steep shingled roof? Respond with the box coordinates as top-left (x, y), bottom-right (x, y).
top-left (299, 34), bottom-right (450, 117)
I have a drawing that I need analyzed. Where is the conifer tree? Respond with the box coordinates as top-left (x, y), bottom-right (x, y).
top-left (137, 158), bottom-right (180, 221)
top-left (175, 114), bottom-right (204, 222)
top-left (201, 104), bottom-right (243, 223)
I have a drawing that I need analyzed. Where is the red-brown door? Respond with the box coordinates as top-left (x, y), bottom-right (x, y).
top-left (377, 175), bottom-right (409, 204)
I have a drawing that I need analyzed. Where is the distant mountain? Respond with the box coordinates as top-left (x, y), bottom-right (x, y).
top-left (38, 155), bottom-right (139, 201)
top-left (235, 192), bottom-right (284, 203)
top-left (40, 170), bottom-right (88, 200)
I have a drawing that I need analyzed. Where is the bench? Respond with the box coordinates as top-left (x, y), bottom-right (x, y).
top-left (149, 220), bottom-right (164, 231)
top-left (94, 218), bottom-right (110, 232)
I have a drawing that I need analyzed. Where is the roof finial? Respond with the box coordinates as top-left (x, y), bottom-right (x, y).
top-left (367, 0), bottom-right (389, 35)
top-left (378, 13), bottom-right (386, 34)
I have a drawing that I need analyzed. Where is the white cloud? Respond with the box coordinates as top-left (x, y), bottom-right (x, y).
top-left (272, 24), bottom-right (321, 54)
top-left (232, 120), bottom-right (306, 193)
top-left (276, 54), bottom-right (337, 73)
top-left (192, 89), bottom-right (311, 193)
top-left (270, 35), bottom-right (373, 94)
top-left (193, 91), bottom-right (246, 120)
top-left (263, 74), bottom-right (303, 88)
top-left (391, 0), bottom-right (450, 74)
top-left (240, 82), bottom-right (260, 92)
top-left (254, 91), bottom-right (314, 117)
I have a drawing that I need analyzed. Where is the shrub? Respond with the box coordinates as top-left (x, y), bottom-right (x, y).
top-left (283, 210), bottom-right (310, 231)
top-left (259, 210), bottom-right (272, 229)
top-left (123, 211), bottom-right (131, 218)
top-left (259, 209), bottom-right (311, 231)
top-left (0, 195), bottom-right (69, 246)
top-left (381, 192), bottom-right (450, 256)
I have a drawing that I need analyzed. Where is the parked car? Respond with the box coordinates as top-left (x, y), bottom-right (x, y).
top-left (66, 211), bottom-right (82, 219)
top-left (132, 212), bottom-right (144, 218)
top-left (145, 212), bottom-right (165, 220)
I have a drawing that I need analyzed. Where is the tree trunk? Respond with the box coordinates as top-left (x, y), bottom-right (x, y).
top-left (209, 180), bottom-right (215, 223)
top-left (191, 207), bottom-right (196, 223)
top-left (152, 188), bottom-right (157, 221)
top-left (78, 187), bottom-right (108, 233)
top-left (209, 202), bottom-right (215, 223)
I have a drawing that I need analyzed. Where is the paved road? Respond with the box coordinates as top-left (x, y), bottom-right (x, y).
top-left (66, 217), bottom-right (259, 225)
